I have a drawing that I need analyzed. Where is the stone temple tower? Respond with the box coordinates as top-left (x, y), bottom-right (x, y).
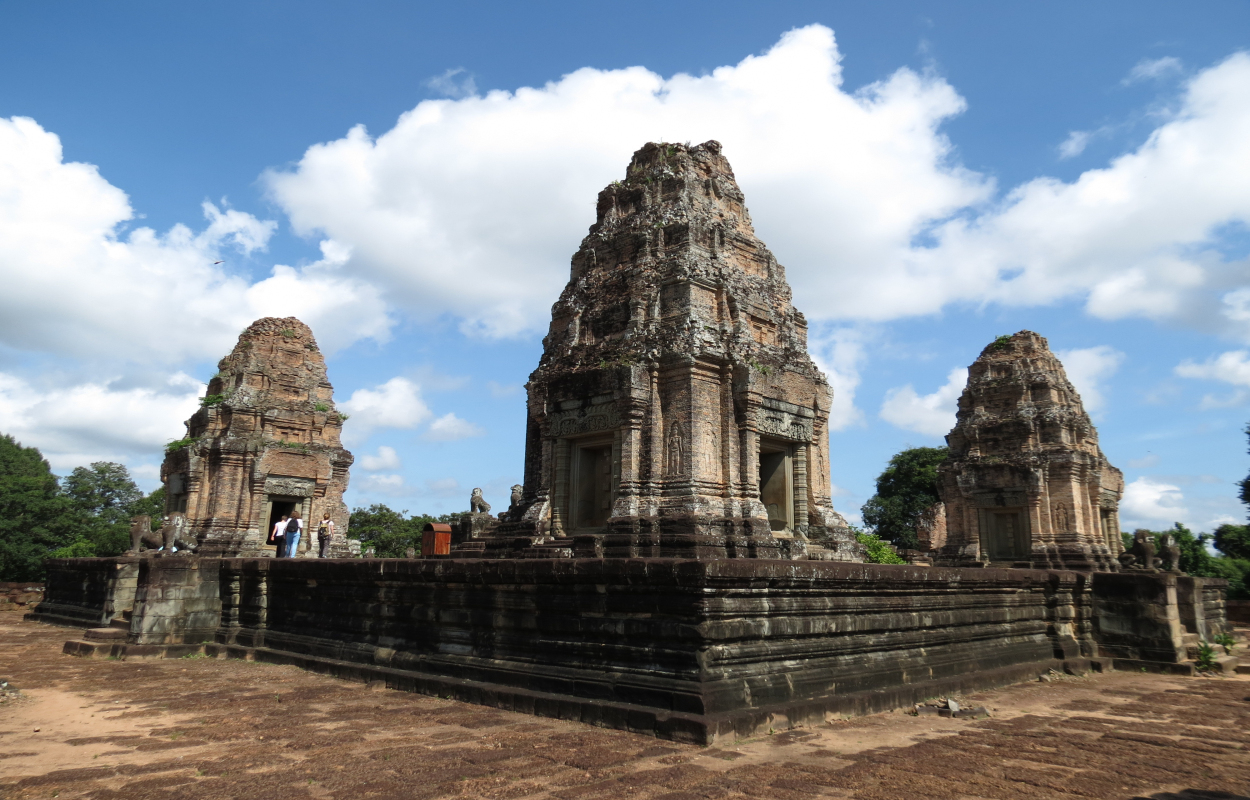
top-left (504, 141), bottom-right (861, 561)
top-left (161, 317), bottom-right (353, 557)
top-left (935, 331), bottom-right (1124, 571)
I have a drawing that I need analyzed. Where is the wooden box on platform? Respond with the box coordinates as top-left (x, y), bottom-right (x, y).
top-left (421, 524), bottom-right (452, 557)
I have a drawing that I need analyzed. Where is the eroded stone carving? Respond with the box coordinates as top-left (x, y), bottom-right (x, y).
top-left (160, 317), bottom-right (354, 557)
top-left (127, 513), bottom-right (197, 554)
top-left (484, 141), bottom-right (861, 561)
top-left (936, 331), bottom-right (1124, 570)
top-left (470, 488), bottom-right (492, 514)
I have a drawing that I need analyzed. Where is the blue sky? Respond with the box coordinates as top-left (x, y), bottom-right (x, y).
top-left (2, 1), bottom-right (1248, 532)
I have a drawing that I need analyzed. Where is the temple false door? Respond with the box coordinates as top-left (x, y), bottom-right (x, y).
top-left (758, 440), bottom-right (793, 532)
top-left (573, 441), bottom-right (615, 529)
top-left (979, 508), bottom-right (1029, 562)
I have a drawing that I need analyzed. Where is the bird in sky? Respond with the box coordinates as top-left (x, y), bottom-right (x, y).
top-left (213, 260), bottom-right (223, 264)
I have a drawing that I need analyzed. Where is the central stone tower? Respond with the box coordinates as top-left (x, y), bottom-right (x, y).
top-left (506, 141), bottom-right (860, 561)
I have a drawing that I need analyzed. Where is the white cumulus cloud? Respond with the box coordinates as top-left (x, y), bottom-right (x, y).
top-left (339, 377), bottom-right (431, 445)
top-left (358, 445), bottom-right (402, 471)
top-left (1175, 349), bottom-right (1250, 407)
top-left (879, 367), bottom-right (967, 437)
top-left (423, 412), bottom-right (486, 442)
top-left (810, 326), bottom-right (870, 431)
top-left (1120, 477), bottom-right (1188, 527)
top-left (264, 28), bottom-right (1250, 344)
top-left (0, 116), bottom-right (391, 363)
top-left (1056, 345), bottom-right (1124, 415)
top-left (0, 371), bottom-right (202, 468)
top-left (265, 25), bottom-right (986, 338)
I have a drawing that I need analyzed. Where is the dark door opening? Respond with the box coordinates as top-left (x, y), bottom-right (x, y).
top-left (758, 446), bottom-right (792, 532)
top-left (573, 444), bottom-right (614, 530)
top-left (267, 498), bottom-right (297, 545)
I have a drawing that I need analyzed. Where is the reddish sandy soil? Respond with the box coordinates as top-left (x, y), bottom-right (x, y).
top-left (1, 615), bottom-right (1249, 800)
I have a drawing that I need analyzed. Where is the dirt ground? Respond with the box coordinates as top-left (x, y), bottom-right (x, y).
top-left (1, 616), bottom-right (1249, 800)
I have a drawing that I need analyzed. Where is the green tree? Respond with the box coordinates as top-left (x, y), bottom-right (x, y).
top-left (128, 486), bottom-right (166, 528)
top-left (349, 505), bottom-right (470, 557)
top-left (1214, 523), bottom-right (1250, 561)
top-left (860, 446), bottom-right (948, 550)
top-left (56, 462), bottom-right (146, 557)
top-left (1159, 522), bottom-right (1214, 575)
top-left (0, 434), bottom-right (77, 580)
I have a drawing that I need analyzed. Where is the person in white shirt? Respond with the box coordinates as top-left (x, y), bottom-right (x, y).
top-left (271, 514), bottom-right (288, 556)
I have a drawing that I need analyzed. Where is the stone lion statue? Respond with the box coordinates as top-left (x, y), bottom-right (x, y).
top-left (128, 512), bottom-right (198, 554)
top-left (509, 484), bottom-right (523, 508)
top-left (470, 488), bottom-right (491, 514)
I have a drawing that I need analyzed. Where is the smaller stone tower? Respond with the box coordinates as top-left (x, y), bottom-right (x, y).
top-left (161, 317), bottom-right (353, 556)
top-left (936, 331), bottom-right (1124, 571)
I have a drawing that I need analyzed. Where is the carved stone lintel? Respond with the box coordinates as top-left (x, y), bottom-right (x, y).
top-left (264, 476), bottom-right (315, 498)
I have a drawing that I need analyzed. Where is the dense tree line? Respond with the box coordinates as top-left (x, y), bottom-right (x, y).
top-left (347, 504), bottom-right (469, 557)
top-left (0, 434), bottom-right (162, 581)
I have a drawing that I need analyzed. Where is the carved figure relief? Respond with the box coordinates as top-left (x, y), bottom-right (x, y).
top-left (666, 421), bottom-right (686, 476)
top-left (703, 425), bottom-right (720, 477)
top-left (1053, 502), bottom-right (1070, 532)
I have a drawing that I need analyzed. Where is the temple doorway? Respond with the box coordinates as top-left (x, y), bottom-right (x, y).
top-left (266, 497), bottom-right (298, 547)
top-left (980, 508), bottom-right (1028, 561)
top-left (571, 441), bottom-right (614, 530)
top-left (758, 441), bottom-right (792, 532)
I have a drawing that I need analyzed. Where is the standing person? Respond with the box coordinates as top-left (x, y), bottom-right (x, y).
top-left (284, 509), bottom-right (303, 557)
top-left (317, 512), bottom-right (335, 558)
top-left (271, 514), bottom-right (288, 557)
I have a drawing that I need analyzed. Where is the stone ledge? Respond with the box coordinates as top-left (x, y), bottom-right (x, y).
top-left (60, 636), bottom-right (1086, 745)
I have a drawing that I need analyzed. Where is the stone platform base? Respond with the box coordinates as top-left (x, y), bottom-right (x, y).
top-left (38, 555), bottom-right (1231, 744)
top-left (60, 634), bottom-right (1092, 743)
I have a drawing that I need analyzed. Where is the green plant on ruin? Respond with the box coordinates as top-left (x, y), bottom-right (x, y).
top-left (1195, 640), bottom-right (1219, 671)
top-left (989, 334), bottom-right (1013, 351)
top-left (165, 437), bottom-right (199, 453)
top-left (1214, 632), bottom-right (1236, 654)
top-left (314, 402), bottom-right (330, 412)
top-left (850, 526), bottom-right (906, 564)
top-left (199, 394), bottom-right (226, 408)
top-left (280, 328), bottom-right (296, 339)
top-left (745, 358), bottom-right (772, 376)
top-left (275, 439), bottom-right (310, 452)
top-left (337, 413), bottom-right (350, 422)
